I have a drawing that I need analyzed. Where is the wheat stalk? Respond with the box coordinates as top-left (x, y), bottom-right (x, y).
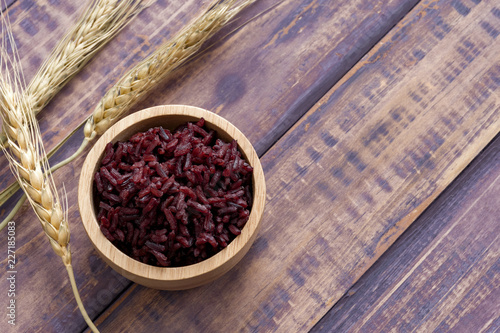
top-left (0, 14), bottom-right (99, 333)
top-left (0, 0), bottom-right (147, 146)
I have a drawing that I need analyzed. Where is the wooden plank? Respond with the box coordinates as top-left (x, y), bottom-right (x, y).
top-left (90, 0), bottom-right (500, 332)
top-left (1, 0), bottom-right (17, 12)
top-left (0, 0), bottom-right (420, 331)
top-left (312, 136), bottom-right (500, 333)
top-left (0, 0), bottom-right (419, 190)
top-left (312, 134), bottom-right (500, 332)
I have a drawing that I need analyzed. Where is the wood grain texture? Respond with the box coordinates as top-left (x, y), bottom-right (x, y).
top-left (0, 0), bottom-right (419, 192)
top-left (89, 0), bottom-right (500, 332)
top-left (79, 105), bottom-right (266, 290)
top-left (312, 134), bottom-right (500, 332)
top-left (0, 0), bottom-right (421, 331)
top-left (1, 0), bottom-right (17, 12)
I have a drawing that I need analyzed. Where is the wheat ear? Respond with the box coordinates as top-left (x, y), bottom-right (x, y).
top-left (58, 0), bottom-right (256, 166)
top-left (27, 0), bottom-right (148, 114)
top-left (0, 18), bottom-right (99, 333)
top-left (86, 0), bottom-right (254, 139)
top-left (0, 0), bottom-right (147, 146)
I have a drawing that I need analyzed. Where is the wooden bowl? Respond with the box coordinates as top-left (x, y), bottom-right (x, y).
top-left (78, 105), bottom-right (265, 290)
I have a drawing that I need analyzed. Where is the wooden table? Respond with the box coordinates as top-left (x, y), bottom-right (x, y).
top-left (0, 0), bottom-right (499, 331)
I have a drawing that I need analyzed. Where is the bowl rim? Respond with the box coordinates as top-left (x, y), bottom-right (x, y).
top-left (78, 105), bottom-right (266, 284)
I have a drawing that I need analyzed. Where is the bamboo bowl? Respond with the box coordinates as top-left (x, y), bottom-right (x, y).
top-left (78, 105), bottom-right (265, 290)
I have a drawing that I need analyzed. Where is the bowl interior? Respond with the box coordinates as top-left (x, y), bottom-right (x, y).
top-left (79, 105), bottom-right (265, 290)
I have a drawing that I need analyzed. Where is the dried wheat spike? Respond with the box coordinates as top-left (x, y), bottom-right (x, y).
top-left (1, 66), bottom-right (71, 263)
top-left (0, 83), bottom-right (99, 332)
top-left (27, 0), bottom-right (147, 114)
top-left (0, 14), bottom-right (98, 332)
top-left (84, 0), bottom-right (255, 140)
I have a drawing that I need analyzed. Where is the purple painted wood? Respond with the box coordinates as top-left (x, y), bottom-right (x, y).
top-left (0, 0), bottom-right (422, 332)
top-left (312, 134), bottom-right (500, 332)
